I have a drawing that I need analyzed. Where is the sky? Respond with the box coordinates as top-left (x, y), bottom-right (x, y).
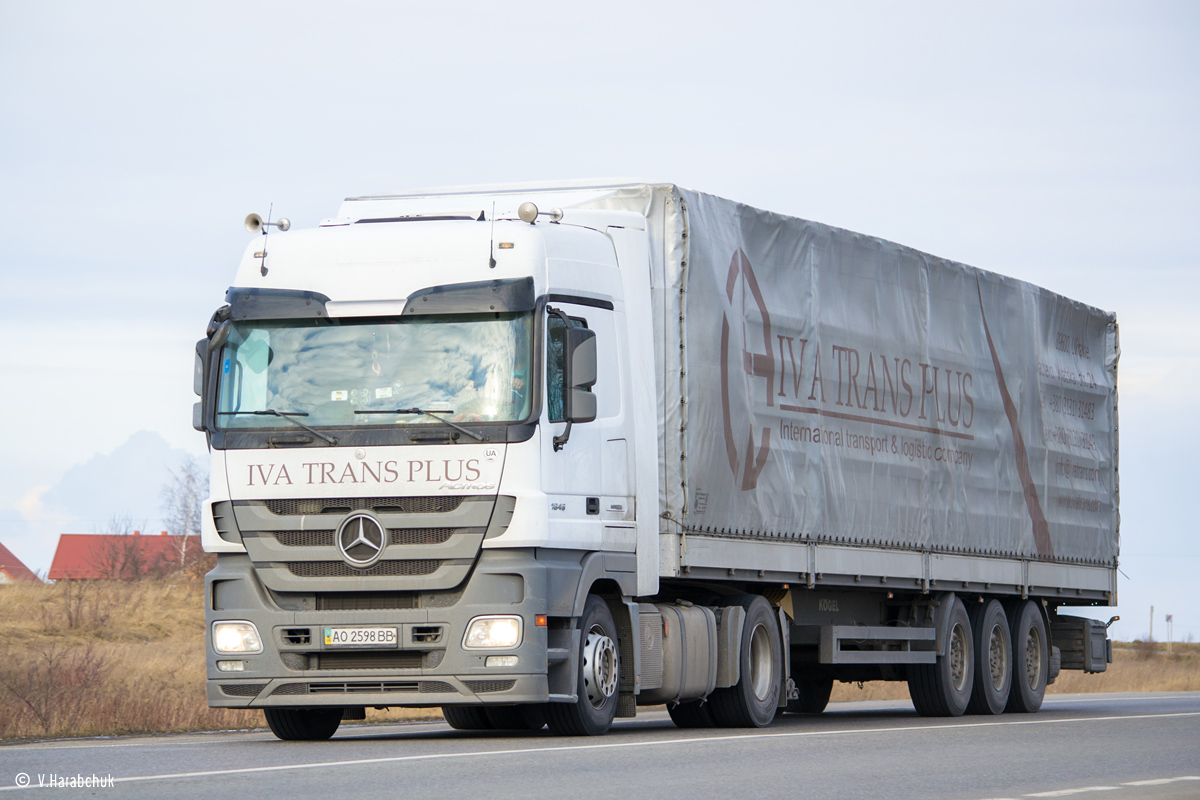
top-left (0, 2), bottom-right (1196, 642)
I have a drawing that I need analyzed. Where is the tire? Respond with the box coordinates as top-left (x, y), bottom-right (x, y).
top-left (546, 595), bottom-right (620, 736)
top-left (907, 594), bottom-right (973, 717)
top-left (442, 706), bottom-right (493, 731)
top-left (668, 700), bottom-right (716, 728)
top-left (1006, 600), bottom-right (1048, 713)
top-left (263, 707), bottom-right (343, 741)
top-left (786, 674), bottom-right (834, 714)
top-left (484, 704), bottom-right (547, 731)
top-left (966, 600), bottom-right (1012, 715)
top-left (708, 595), bottom-right (782, 728)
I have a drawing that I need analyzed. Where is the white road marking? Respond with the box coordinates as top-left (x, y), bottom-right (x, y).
top-left (1121, 777), bottom-right (1200, 786)
top-left (1025, 788), bottom-right (1118, 797)
top-left (2, 710), bottom-right (1199, 791)
top-left (5, 692), bottom-right (1197, 752)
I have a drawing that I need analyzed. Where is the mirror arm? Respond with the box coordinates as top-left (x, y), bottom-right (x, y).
top-left (553, 421), bottom-right (572, 452)
top-left (547, 305), bottom-right (574, 451)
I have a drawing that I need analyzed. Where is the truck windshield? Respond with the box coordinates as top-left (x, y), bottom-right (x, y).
top-left (215, 312), bottom-right (533, 430)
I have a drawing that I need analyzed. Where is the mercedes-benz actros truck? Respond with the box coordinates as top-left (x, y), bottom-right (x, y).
top-left (196, 181), bottom-right (1118, 740)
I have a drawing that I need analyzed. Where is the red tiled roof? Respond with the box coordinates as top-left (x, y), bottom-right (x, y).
top-left (0, 541), bottom-right (41, 583)
top-left (48, 533), bottom-right (203, 580)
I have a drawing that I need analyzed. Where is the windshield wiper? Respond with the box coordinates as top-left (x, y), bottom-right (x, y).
top-left (218, 409), bottom-right (338, 445)
top-left (355, 407), bottom-right (484, 442)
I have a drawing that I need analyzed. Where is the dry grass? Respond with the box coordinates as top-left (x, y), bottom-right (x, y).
top-left (3, 580), bottom-right (1196, 740)
top-left (829, 643), bottom-right (1200, 703)
top-left (0, 580), bottom-right (438, 742)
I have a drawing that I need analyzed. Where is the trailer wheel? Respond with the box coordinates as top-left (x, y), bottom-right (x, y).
top-left (709, 595), bottom-right (782, 728)
top-left (442, 706), bottom-right (494, 731)
top-left (907, 595), bottom-right (973, 717)
top-left (1006, 600), bottom-right (1048, 713)
top-left (546, 594), bottom-right (619, 736)
top-left (263, 708), bottom-right (343, 741)
top-left (966, 600), bottom-right (1012, 715)
top-left (485, 704), bottom-right (547, 731)
top-left (668, 700), bottom-right (716, 728)
top-left (786, 674), bottom-right (834, 714)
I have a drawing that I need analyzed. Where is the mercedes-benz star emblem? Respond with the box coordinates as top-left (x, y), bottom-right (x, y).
top-left (336, 513), bottom-right (386, 567)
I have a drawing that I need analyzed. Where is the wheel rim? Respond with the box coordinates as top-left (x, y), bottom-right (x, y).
top-left (949, 622), bottom-right (968, 692)
top-left (988, 623), bottom-right (1009, 692)
top-left (1024, 626), bottom-right (1043, 691)
top-left (582, 626), bottom-right (618, 708)
top-left (748, 622), bottom-right (773, 701)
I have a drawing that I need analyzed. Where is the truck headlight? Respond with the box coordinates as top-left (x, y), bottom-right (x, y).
top-left (463, 616), bottom-right (522, 649)
top-left (212, 621), bottom-right (263, 654)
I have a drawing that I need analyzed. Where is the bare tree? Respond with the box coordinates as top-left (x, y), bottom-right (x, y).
top-left (87, 514), bottom-right (155, 580)
top-left (160, 456), bottom-right (208, 574)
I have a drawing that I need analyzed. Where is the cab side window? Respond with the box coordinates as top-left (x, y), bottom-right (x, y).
top-left (546, 314), bottom-right (587, 423)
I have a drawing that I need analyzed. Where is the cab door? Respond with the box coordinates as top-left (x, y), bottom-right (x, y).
top-left (542, 299), bottom-right (634, 552)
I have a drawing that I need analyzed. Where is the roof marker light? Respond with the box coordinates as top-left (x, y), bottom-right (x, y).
top-left (517, 203), bottom-right (565, 225)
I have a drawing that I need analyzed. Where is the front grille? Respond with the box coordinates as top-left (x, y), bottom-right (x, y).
top-left (391, 528), bottom-right (456, 545)
top-left (412, 625), bottom-right (444, 644)
top-left (265, 496), bottom-right (466, 516)
top-left (275, 530), bottom-right (336, 547)
top-left (220, 683), bottom-right (267, 697)
top-left (273, 528), bottom-right (456, 548)
top-left (271, 683), bottom-right (308, 695)
top-left (286, 560), bottom-right (442, 578)
top-left (314, 651), bottom-right (423, 670)
top-left (281, 628), bottom-right (311, 645)
top-left (316, 592), bottom-right (417, 610)
top-left (419, 681), bottom-right (455, 693)
top-left (271, 681), bottom-right (456, 696)
top-left (280, 653), bottom-right (308, 670)
top-left (463, 680), bottom-right (516, 693)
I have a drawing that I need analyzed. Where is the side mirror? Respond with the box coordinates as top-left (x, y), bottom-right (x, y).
top-left (194, 340), bottom-right (206, 396)
top-left (563, 327), bottom-right (597, 424)
top-left (194, 339), bottom-right (209, 432)
top-left (553, 326), bottom-right (596, 452)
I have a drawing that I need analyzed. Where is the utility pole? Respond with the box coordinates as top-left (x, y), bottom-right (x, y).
top-left (1150, 605), bottom-right (1154, 643)
top-left (1166, 615), bottom-right (1173, 654)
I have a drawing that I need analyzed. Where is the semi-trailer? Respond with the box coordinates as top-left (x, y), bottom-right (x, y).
top-left (196, 181), bottom-right (1118, 739)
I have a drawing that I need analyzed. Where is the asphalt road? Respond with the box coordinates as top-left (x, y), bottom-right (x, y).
top-left (2, 693), bottom-right (1198, 799)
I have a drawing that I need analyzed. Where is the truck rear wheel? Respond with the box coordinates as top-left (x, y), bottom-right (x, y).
top-left (546, 594), bottom-right (620, 736)
top-left (263, 708), bottom-right (342, 741)
top-left (442, 706), bottom-right (494, 731)
top-left (786, 674), bottom-right (834, 714)
top-left (708, 595), bottom-right (782, 728)
top-left (668, 700), bottom-right (716, 728)
top-left (908, 595), bottom-right (973, 717)
top-left (1006, 600), bottom-right (1048, 713)
top-left (967, 600), bottom-right (1012, 715)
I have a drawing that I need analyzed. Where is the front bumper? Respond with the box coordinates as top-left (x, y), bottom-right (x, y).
top-left (206, 548), bottom-right (550, 708)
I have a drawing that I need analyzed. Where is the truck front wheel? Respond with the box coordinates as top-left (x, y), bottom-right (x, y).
top-left (442, 706), bottom-right (493, 730)
top-left (786, 673), bottom-right (834, 714)
top-left (546, 595), bottom-right (620, 736)
top-left (708, 595), bottom-right (782, 728)
top-left (263, 708), bottom-right (342, 741)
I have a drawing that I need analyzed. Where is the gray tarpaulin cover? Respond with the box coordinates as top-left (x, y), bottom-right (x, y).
top-left (579, 184), bottom-right (1118, 567)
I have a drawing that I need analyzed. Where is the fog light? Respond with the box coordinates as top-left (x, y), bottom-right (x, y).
top-left (485, 655), bottom-right (519, 668)
top-left (212, 621), bottom-right (263, 654)
top-left (462, 615), bottom-right (523, 649)
top-left (216, 660), bottom-right (245, 672)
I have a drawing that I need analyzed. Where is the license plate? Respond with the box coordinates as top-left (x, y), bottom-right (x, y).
top-left (324, 626), bottom-right (398, 648)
